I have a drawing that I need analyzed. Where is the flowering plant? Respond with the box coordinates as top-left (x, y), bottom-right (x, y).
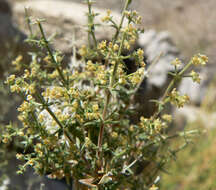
top-left (2, 0), bottom-right (208, 189)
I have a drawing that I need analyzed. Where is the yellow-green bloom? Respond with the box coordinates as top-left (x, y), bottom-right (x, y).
top-left (171, 58), bottom-right (182, 67)
top-left (190, 70), bottom-right (201, 83)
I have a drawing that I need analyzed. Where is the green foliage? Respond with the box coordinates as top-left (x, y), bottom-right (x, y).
top-left (161, 79), bottom-right (216, 190)
top-left (2, 0), bottom-right (208, 189)
top-left (161, 126), bottom-right (216, 190)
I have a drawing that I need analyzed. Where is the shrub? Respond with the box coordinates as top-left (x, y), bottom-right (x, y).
top-left (2, 0), bottom-right (208, 189)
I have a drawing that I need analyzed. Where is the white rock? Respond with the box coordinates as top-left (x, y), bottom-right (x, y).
top-left (14, 0), bottom-right (125, 48)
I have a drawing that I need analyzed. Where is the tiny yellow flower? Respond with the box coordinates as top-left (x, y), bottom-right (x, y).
top-left (23, 69), bottom-right (30, 78)
top-left (28, 159), bottom-right (34, 166)
top-left (129, 125), bottom-right (134, 132)
top-left (191, 55), bottom-right (201, 65)
top-left (199, 54), bottom-right (208, 64)
top-left (162, 114), bottom-right (172, 123)
top-left (171, 58), bottom-right (182, 67)
top-left (16, 153), bottom-right (24, 160)
top-left (149, 184), bottom-right (159, 190)
top-left (79, 45), bottom-right (87, 56)
top-left (113, 44), bottom-right (119, 51)
top-left (92, 104), bottom-right (99, 112)
top-left (191, 54), bottom-right (208, 66)
top-left (136, 16), bottom-right (142, 24)
top-left (129, 36), bottom-right (137, 45)
top-left (2, 137), bottom-right (9, 144)
top-left (10, 84), bottom-right (21, 93)
top-left (18, 131), bottom-right (24, 136)
top-left (28, 83), bottom-right (36, 94)
top-left (140, 61), bottom-right (146, 67)
top-left (27, 95), bottom-right (33, 101)
top-left (119, 77), bottom-right (126, 85)
top-left (38, 114), bottom-right (44, 123)
top-left (108, 42), bottom-right (113, 49)
top-left (85, 137), bottom-right (92, 147)
top-left (190, 70), bottom-right (201, 83)
top-left (124, 10), bottom-right (131, 17)
top-left (6, 74), bottom-right (16, 84)
top-left (124, 41), bottom-right (130, 50)
top-left (111, 132), bottom-right (118, 138)
top-left (137, 49), bottom-right (144, 58)
top-left (98, 40), bottom-right (107, 49)
top-left (101, 10), bottom-right (111, 22)
top-left (72, 100), bottom-right (79, 109)
top-left (12, 55), bottom-right (23, 70)
top-left (31, 67), bottom-right (37, 76)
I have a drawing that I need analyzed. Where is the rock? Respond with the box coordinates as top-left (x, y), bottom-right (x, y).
top-left (179, 65), bottom-right (214, 105)
top-left (13, 0), bottom-right (125, 53)
top-left (0, 0), bottom-right (11, 15)
top-left (138, 30), bottom-right (179, 88)
top-left (178, 74), bottom-right (205, 106)
top-left (173, 105), bottom-right (216, 130)
top-left (0, 157), bottom-right (73, 190)
top-left (134, 30), bottom-right (180, 118)
top-left (0, 0), bottom-right (27, 124)
top-left (0, 178), bottom-right (10, 190)
top-left (0, 0), bottom-right (27, 56)
top-left (0, 0), bottom-right (23, 77)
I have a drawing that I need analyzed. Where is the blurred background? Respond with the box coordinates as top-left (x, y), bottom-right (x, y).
top-left (1, 0), bottom-right (216, 189)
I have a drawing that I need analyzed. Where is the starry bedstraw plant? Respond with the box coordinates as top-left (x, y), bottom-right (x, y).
top-left (3, 0), bottom-right (208, 189)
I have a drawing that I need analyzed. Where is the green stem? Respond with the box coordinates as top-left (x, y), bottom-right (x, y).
top-left (162, 61), bottom-right (193, 101)
top-left (97, 90), bottom-right (111, 152)
top-left (87, 0), bottom-right (97, 48)
top-left (36, 93), bottom-right (74, 144)
top-left (96, 0), bottom-right (130, 164)
top-left (37, 21), bottom-right (68, 88)
top-left (110, 32), bottom-right (127, 86)
top-left (112, 0), bottom-right (131, 43)
top-left (24, 8), bottom-right (33, 37)
top-left (97, 32), bottom-right (127, 151)
top-left (153, 61), bottom-right (194, 119)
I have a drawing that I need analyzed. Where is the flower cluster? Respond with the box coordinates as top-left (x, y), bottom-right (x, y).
top-left (171, 58), bottom-right (182, 68)
top-left (191, 54), bottom-right (208, 66)
top-left (190, 70), bottom-right (201, 83)
top-left (168, 88), bottom-right (190, 108)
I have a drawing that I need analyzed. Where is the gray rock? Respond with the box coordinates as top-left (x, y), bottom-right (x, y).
top-left (134, 30), bottom-right (180, 118)
top-left (173, 105), bottom-right (216, 130)
top-left (178, 66), bottom-right (214, 105)
top-left (0, 0), bottom-right (24, 78)
top-left (0, 0), bottom-right (27, 124)
top-left (138, 30), bottom-right (179, 88)
top-left (0, 157), bottom-right (72, 190)
top-left (13, 0), bottom-right (125, 53)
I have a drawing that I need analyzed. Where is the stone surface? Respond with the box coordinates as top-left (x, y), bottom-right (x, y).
top-left (0, 0), bottom-right (24, 78)
top-left (0, 0), bottom-right (27, 124)
top-left (179, 65), bottom-right (214, 105)
top-left (138, 30), bottom-right (179, 88)
top-left (133, 30), bottom-right (180, 118)
top-left (174, 105), bottom-right (216, 130)
top-left (13, 0), bottom-right (125, 53)
top-left (0, 157), bottom-right (72, 190)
